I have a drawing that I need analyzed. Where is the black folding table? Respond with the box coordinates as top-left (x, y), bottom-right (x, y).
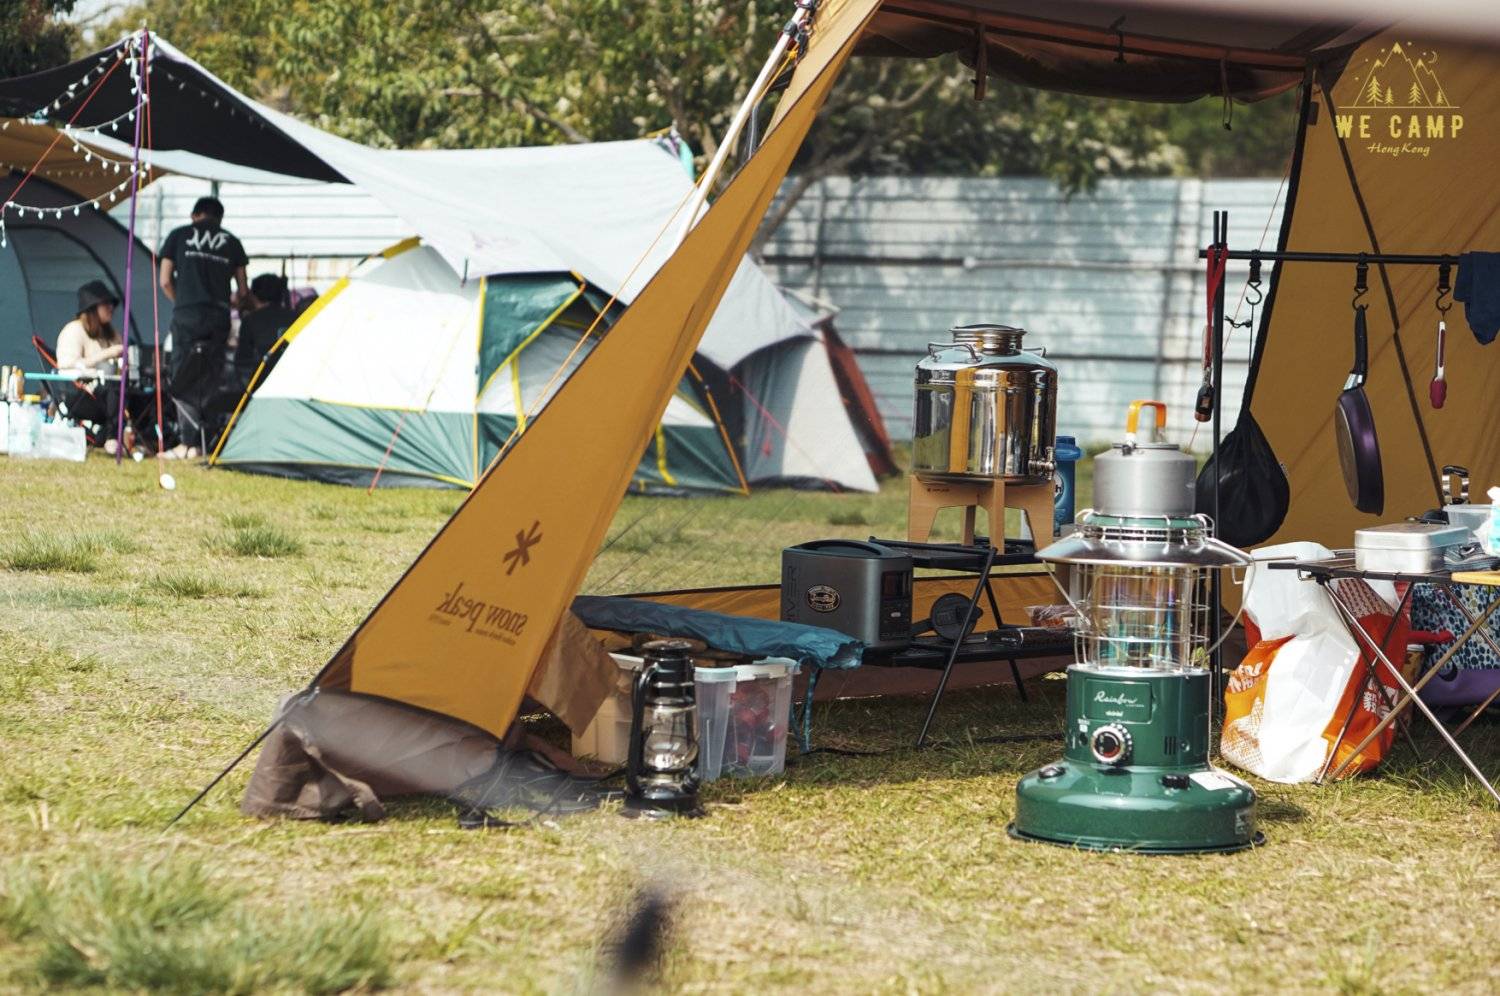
top-left (867, 537), bottom-right (1073, 747)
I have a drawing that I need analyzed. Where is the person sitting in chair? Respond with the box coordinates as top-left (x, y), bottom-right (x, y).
top-left (55, 280), bottom-right (130, 453)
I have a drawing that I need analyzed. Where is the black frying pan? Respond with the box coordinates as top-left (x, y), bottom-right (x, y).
top-left (1334, 306), bottom-right (1384, 514)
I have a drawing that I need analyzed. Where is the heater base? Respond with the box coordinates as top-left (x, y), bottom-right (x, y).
top-left (1011, 763), bottom-right (1261, 854)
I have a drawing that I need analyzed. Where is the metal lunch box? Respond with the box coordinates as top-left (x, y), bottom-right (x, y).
top-left (1354, 522), bottom-right (1471, 574)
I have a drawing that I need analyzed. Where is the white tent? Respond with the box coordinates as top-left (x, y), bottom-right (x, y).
top-left (207, 138), bottom-right (891, 492)
top-left (20, 39), bottom-right (889, 491)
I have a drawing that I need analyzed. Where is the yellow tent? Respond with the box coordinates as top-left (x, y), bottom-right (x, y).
top-left (304, 1), bottom-right (1500, 743)
top-left (28, 4), bottom-right (1490, 784)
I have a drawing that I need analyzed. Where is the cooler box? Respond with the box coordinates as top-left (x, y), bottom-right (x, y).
top-left (574, 654), bottom-right (799, 782)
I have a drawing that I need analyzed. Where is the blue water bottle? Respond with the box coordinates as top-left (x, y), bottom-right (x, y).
top-left (1053, 434), bottom-right (1084, 534)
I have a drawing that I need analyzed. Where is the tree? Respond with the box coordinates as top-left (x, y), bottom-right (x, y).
top-left (0, 0), bottom-right (76, 78)
top-left (1363, 75), bottom-right (1384, 105)
top-left (1408, 82), bottom-right (1425, 106)
top-left (98, 0), bottom-right (1295, 249)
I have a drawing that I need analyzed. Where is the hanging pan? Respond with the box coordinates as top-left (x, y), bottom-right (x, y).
top-left (1334, 305), bottom-right (1384, 514)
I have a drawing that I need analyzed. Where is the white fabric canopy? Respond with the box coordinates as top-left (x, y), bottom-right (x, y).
top-left (108, 39), bottom-right (813, 368)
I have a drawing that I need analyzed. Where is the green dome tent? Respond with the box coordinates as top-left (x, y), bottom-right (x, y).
top-left (213, 238), bottom-right (748, 492)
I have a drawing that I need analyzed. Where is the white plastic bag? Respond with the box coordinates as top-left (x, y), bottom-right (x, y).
top-left (1221, 542), bottom-right (1395, 783)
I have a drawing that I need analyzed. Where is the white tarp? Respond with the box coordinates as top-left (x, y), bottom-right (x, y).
top-left (105, 39), bottom-right (812, 368)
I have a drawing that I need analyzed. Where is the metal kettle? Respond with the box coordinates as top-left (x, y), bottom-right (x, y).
top-left (1092, 401), bottom-right (1198, 517)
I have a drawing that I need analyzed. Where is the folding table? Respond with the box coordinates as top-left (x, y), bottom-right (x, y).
top-left (866, 537), bottom-right (1073, 747)
top-left (1268, 556), bottom-right (1500, 805)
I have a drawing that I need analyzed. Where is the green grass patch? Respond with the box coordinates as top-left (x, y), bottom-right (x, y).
top-left (4, 534), bottom-right (95, 573)
top-left (211, 523), bottom-right (304, 559)
top-left (147, 571), bottom-right (262, 600)
top-left (0, 528), bottom-right (142, 573)
top-left (0, 457), bottom-right (1497, 992)
top-left (0, 858), bottom-right (391, 993)
top-left (221, 511), bottom-right (269, 530)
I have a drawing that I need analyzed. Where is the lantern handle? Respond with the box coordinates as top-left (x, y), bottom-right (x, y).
top-left (1124, 400), bottom-right (1168, 445)
top-left (626, 662), bottom-right (658, 795)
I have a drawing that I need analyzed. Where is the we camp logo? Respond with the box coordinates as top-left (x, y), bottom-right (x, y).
top-left (1335, 42), bottom-right (1463, 159)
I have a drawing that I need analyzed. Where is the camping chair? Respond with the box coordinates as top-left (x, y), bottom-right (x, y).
top-left (31, 335), bottom-right (105, 446)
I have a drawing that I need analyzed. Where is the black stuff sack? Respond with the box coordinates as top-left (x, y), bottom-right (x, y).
top-left (1195, 408), bottom-right (1289, 548)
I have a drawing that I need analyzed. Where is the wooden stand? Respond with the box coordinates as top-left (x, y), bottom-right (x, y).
top-left (907, 475), bottom-right (1055, 546)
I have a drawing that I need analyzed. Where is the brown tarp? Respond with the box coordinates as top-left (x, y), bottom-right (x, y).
top-left (1254, 31), bottom-right (1500, 547)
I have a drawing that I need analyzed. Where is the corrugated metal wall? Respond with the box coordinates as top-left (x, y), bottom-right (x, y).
top-left (126, 174), bottom-right (1284, 449)
top-left (760, 177), bottom-right (1285, 450)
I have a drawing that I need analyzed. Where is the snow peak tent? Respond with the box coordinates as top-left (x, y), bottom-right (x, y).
top-left (212, 239), bottom-right (750, 493)
top-left (19, 6), bottom-right (1500, 811)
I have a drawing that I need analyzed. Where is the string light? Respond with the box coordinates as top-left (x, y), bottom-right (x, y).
top-left (0, 166), bottom-right (146, 222)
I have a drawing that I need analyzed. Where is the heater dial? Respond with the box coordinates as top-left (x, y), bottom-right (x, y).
top-left (1090, 723), bottom-right (1133, 766)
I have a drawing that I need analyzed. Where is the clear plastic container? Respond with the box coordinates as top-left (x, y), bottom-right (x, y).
top-left (694, 659), bottom-right (798, 782)
top-left (575, 655), bottom-right (799, 781)
top-left (35, 420), bottom-right (86, 462)
top-left (5, 403), bottom-right (42, 457)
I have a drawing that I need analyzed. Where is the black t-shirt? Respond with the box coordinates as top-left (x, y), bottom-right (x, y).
top-left (161, 222), bottom-right (248, 310)
top-left (234, 304), bottom-right (296, 378)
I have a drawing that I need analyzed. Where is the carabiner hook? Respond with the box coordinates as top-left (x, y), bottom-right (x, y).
top-left (1352, 257), bottom-right (1369, 309)
top-left (1435, 261), bottom-right (1454, 314)
top-left (1245, 255), bottom-right (1264, 307)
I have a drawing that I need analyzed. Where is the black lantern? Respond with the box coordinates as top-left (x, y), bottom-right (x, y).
top-left (623, 639), bottom-right (705, 819)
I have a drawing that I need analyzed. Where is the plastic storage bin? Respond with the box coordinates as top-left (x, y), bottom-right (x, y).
top-left (694, 659), bottom-right (798, 781)
top-left (573, 654), bottom-right (799, 781)
top-left (5, 403), bottom-right (42, 457)
top-left (35, 420), bottom-right (86, 462)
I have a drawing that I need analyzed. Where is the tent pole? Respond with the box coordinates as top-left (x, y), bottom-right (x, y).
top-left (1211, 211), bottom-right (1226, 699)
top-left (114, 28), bottom-right (149, 463)
top-left (676, 0), bottom-right (819, 244)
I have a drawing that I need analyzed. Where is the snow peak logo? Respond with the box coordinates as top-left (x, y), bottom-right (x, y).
top-left (1335, 42), bottom-right (1463, 159)
top-left (430, 581), bottom-right (528, 644)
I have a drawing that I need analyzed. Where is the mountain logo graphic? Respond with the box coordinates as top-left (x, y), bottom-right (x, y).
top-left (1333, 40), bottom-right (1465, 156)
top-left (1339, 42), bottom-right (1457, 110)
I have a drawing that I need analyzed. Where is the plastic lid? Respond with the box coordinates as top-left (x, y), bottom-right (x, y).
top-left (610, 653), bottom-right (800, 680)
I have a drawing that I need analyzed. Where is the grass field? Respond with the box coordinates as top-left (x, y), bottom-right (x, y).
top-left (1, 454), bottom-right (1497, 993)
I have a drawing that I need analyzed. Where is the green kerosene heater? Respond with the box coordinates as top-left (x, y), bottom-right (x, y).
top-left (1011, 401), bottom-right (1262, 854)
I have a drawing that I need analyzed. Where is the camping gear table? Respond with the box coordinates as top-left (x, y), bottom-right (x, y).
top-left (1267, 556), bottom-right (1500, 804)
top-left (866, 537), bottom-right (1073, 747)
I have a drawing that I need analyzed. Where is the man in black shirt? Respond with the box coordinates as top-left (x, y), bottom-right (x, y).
top-left (233, 273), bottom-right (296, 389)
top-left (159, 195), bottom-right (248, 455)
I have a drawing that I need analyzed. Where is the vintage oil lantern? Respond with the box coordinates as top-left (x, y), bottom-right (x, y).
top-left (623, 639), bottom-right (705, 820)
top-left (1010, 402), bottom-right (1262, 853)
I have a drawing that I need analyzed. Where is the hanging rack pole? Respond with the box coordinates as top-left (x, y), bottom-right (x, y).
top-left (1197, 248), bottom-right (1460, 266)
top-left (1210, 211), bottom-right (1226, 685)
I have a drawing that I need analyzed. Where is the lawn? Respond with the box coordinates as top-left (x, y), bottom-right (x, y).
top-left (1, 454), bottom-right (1497, 993)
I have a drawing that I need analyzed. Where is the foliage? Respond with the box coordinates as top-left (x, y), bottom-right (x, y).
top-left (97, 1), bottom-right (1291, 186)
top-left (0, 0), bottom-right (75, 78)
